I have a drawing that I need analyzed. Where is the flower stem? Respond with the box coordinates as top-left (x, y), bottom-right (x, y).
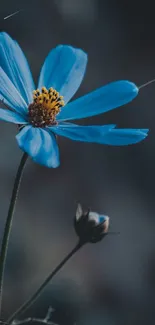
top-left (7, 241), bottom-right (85, 324)
top-left (0, 153), bottom-right (28, 316)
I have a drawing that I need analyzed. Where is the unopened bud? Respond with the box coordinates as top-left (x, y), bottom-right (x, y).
top-left (74, 203), bottom-right (109, 243)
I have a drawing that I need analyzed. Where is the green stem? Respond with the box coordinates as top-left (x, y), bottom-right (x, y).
top-left (0, 153), bottom-right (28, 316)
top-left (7, 241), bottom-right (85, 324)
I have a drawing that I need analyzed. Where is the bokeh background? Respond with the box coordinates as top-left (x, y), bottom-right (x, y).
top-left (0, 0), bottom-right (155, 324)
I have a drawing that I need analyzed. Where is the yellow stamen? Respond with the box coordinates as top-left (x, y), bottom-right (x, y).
top-left (28, 86), bottom-right (65, 127)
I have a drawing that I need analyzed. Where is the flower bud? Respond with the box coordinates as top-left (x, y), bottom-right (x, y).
top-left (74, 203), bottom-right (109, 243)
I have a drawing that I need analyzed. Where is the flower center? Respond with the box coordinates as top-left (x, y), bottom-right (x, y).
top-left (28, 87), bottom-right (64, 127)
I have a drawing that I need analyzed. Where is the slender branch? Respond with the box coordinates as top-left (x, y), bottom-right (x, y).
top-left (12, 317), bottom-right (58, 325)
top-left (139, 78), bottom-right (155, 89)
top-left (0, 320), bottom-right (57, 325)
top-left (44, 307), bottom-right (54, 322)
top-left (7, 241), bottom-right (85, 324)
top-left (0, 307), bottom-right (57, 325)
top-left (0, 153), bottom-right (28, 316)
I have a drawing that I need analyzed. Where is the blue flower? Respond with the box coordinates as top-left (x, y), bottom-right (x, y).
top-left (0, 32), bottom-right (148, 168)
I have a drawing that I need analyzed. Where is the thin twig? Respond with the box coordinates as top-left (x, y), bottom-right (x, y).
top-left (139, 78), bottom-right (155, 89)
top-left (44, 307), bottom-right (54, 322)
top-left (4, 10), bottom-right (23, 20)
top-left (12, 317), bottom-right (58, 325)
top-left (0, 307), bottom-right (56, 325)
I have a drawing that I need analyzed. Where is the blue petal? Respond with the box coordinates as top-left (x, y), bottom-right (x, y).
top-left (38, 45), bottom-right (87, 104)
top-left (0, 108), bottom-right (28, 124)
top-left (99, 215), bottom-right (107, 223)
top-left (57, 80), bottom-right (138, 121)
top-left (0, 32), bottom-right (35, 104)
top-left (16, 126), bottom-right (60, 168)
top-left (99, 215), bottom-right (109, 233)
top-left (50, 123), bottom-right (116, 142)
top-left (16, 125), bottom-right (42, 156)
top-left (102, 128), bottom-right (149, 145)
top-left (33, 129), bottom-right (60, 168)
top-left (50, 123), bottom-right (148, 145)
top-left (0, 67), bottom-right (28, 117)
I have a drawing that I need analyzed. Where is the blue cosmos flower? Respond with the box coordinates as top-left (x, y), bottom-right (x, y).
top-left (0, 32), bottom-right (148, 168)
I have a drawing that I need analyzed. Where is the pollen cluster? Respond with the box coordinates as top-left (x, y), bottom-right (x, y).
top-left (28, 87), bottom-right (64, 127)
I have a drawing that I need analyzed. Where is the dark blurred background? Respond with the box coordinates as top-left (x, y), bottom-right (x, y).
top-left (1, 0), bottom-right (155, 324)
